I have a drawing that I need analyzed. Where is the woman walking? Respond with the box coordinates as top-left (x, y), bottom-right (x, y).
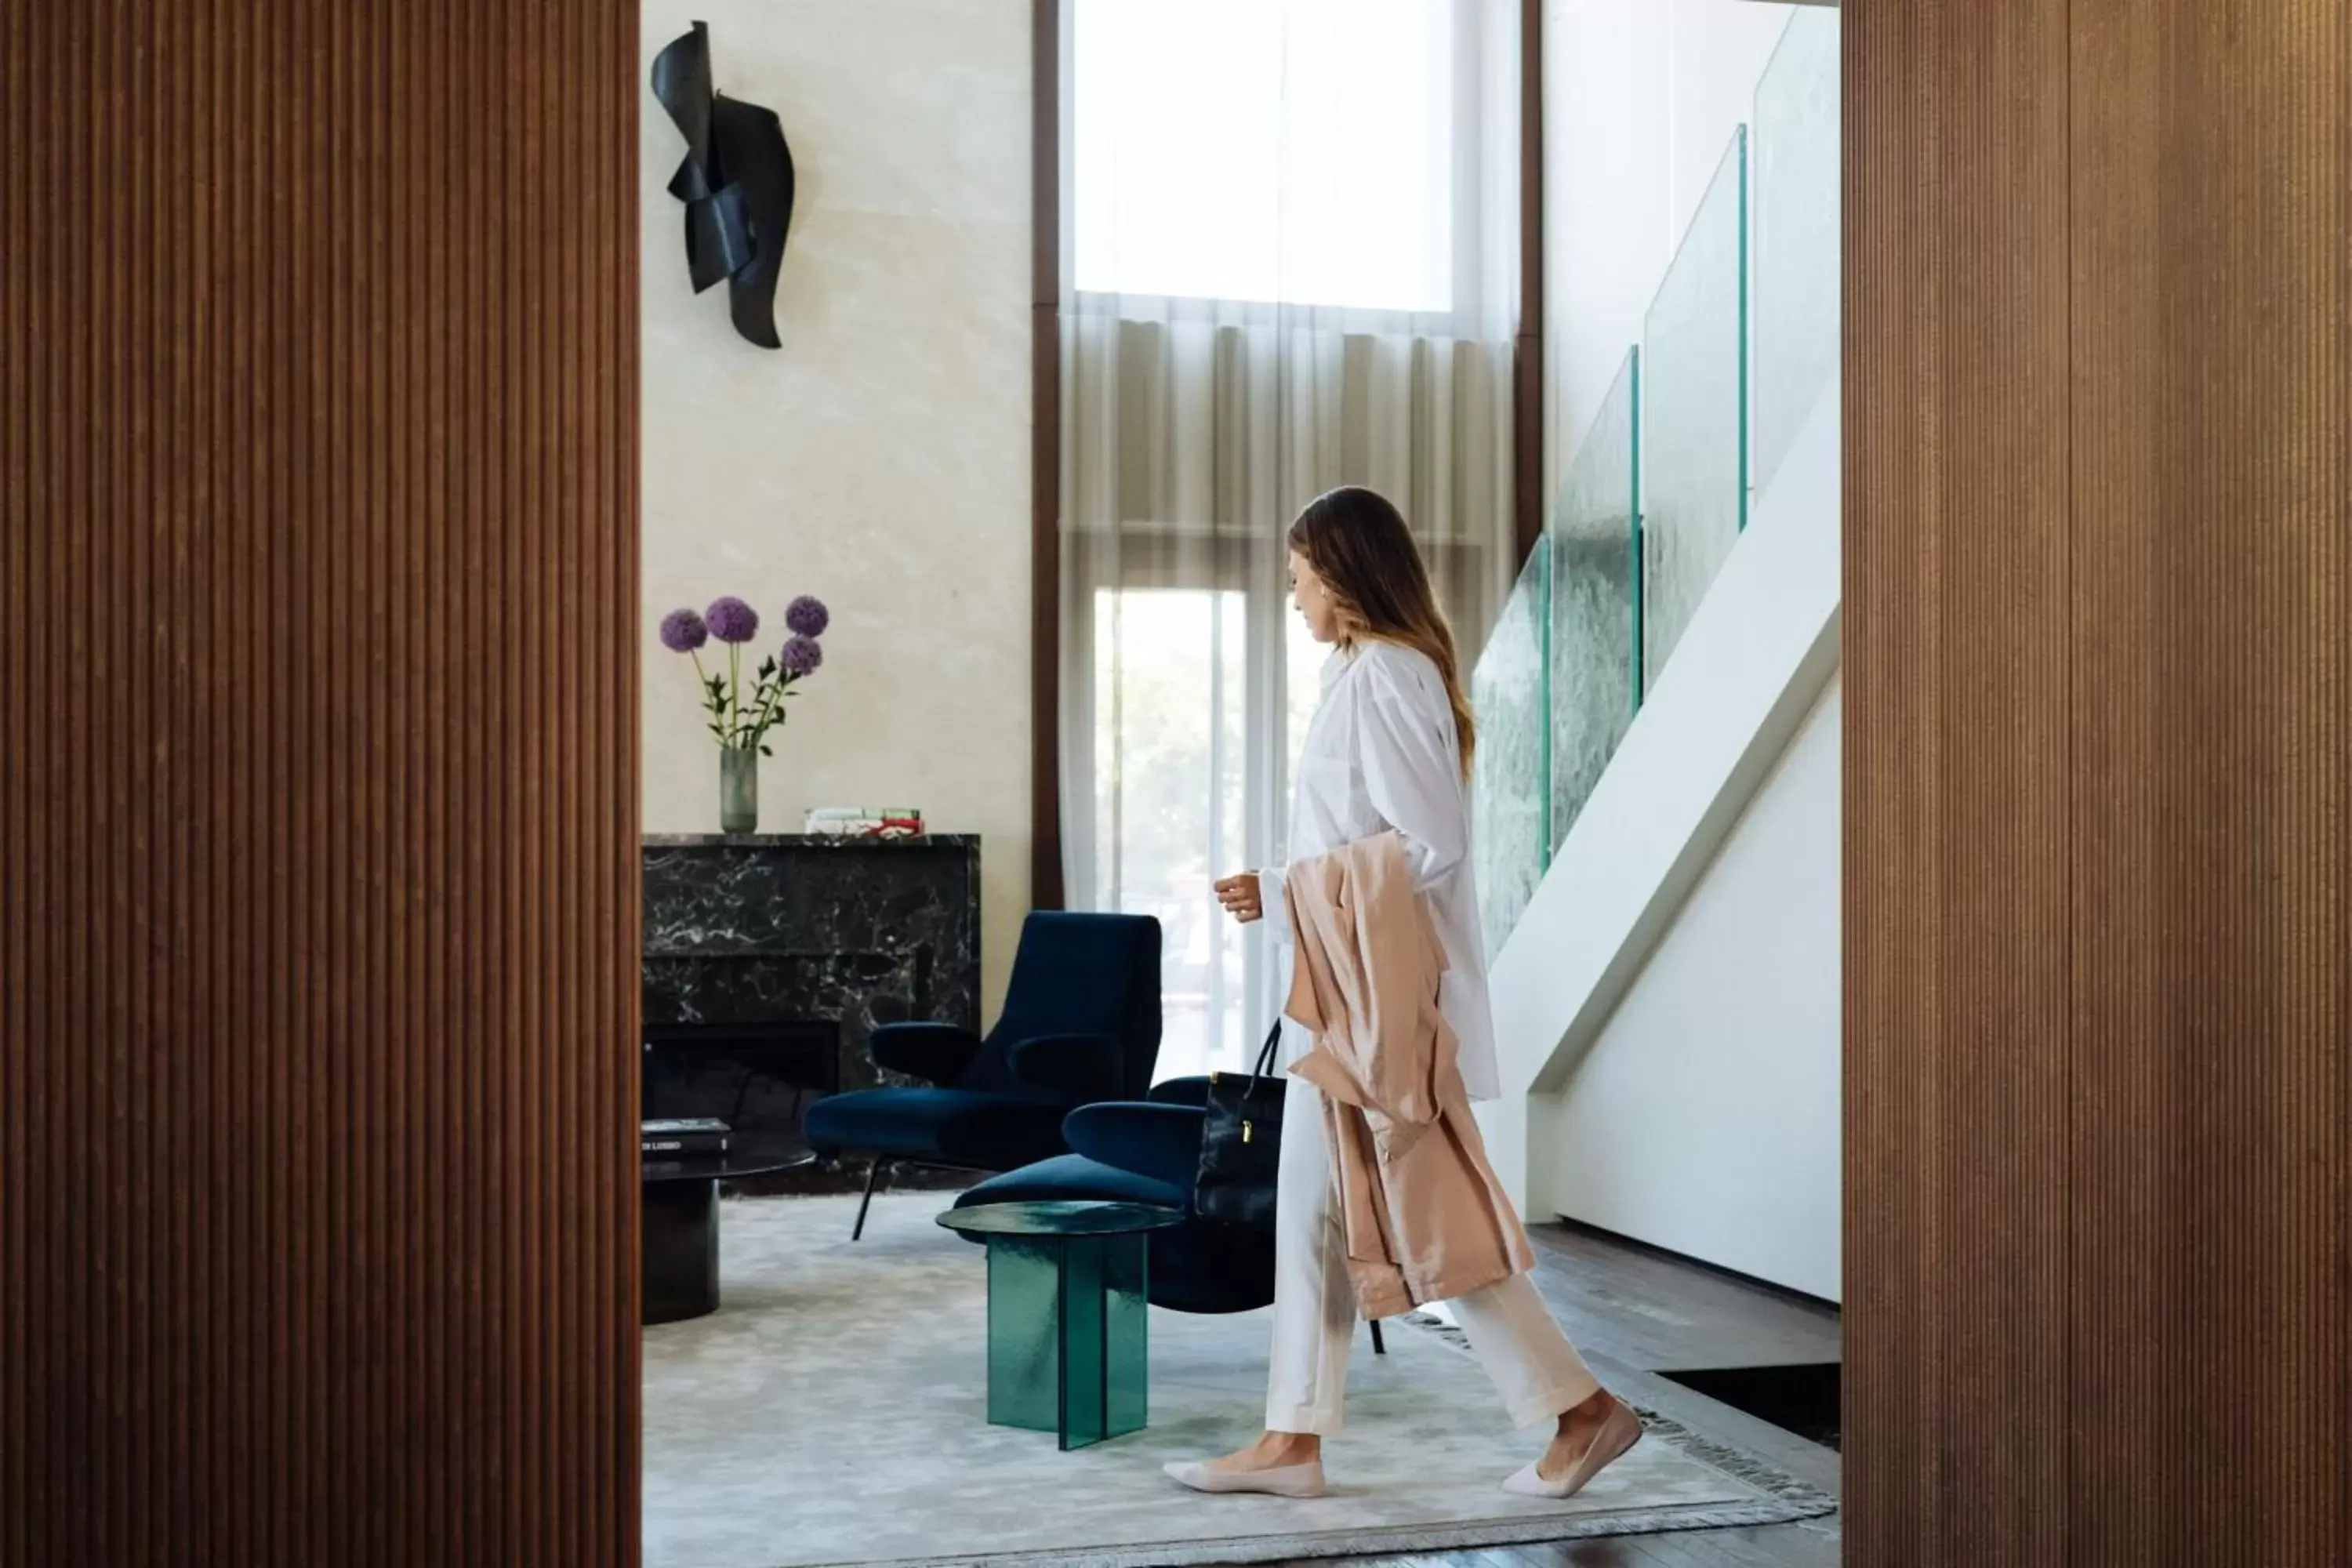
top-left (1166, 486), bottom-right (1641, 1501)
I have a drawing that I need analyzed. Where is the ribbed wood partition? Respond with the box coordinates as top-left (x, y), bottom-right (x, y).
top-left (1847, 2), bottom-right (2348, 1564)
top-left (0, 3), bottom-right (641, 1564)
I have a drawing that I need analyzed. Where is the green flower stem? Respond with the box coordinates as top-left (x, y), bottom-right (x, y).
top-left (691, 648), bottom-right (727, 737)
top-left (687, 645), bottom-right (796, 752)
top-left (743, 674), bottom-right (792, 746)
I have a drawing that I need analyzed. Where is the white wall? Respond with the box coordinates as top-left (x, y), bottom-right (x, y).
top-left (1543, 0), bottom-right (1795, 493)
top-left (640, 0), bottom-right (1034, 1017)
top-left (1542, 676), bottom-right (1842, 1301)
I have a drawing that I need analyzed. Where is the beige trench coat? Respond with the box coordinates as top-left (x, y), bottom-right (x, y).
top-left (1283, 833), bottom-right (1535, 1319)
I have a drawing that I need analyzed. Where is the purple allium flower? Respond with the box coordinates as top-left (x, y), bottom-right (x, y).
top-left (785, 594), bottom-right (831, 638)
top-left (658, 608), bottom-right (709, 652)
top-left (705, 596), bottom-right (760, 644)
top-left (780, 634), bottom-right (824, 677)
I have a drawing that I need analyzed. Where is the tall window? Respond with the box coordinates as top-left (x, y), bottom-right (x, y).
top-left (1073, 0), bottom-right (1461, 314)
top-left (1060, 0), bottom-right (1522, 1080)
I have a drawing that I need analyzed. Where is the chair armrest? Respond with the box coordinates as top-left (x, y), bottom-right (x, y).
top-left (1147, 1076), bottom-right (1213, 1109)
top-left (1063, 1102), bottom-right (1205, 1193)
top-left (1007, 1033), bottom-right (1124, 1102)
top-left (869, 1022), bottom-right (984, 1086)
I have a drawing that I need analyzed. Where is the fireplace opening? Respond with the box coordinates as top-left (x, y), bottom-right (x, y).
top-left (641, 1018), bottom-right (840, 1158)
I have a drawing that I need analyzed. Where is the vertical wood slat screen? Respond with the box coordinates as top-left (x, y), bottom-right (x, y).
top-left (1847, 2), bottom-right (2348, 1564)
top-left (2065, 5), bottom-right (2347, 1560)
top-left (0, 2), bottom-right (641, 1563)
top-left (1844, 0), bottom-right (2075, 1558)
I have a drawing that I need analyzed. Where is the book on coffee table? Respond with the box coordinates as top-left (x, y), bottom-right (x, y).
top-left (641, 1118), bottom-right (731, 1159)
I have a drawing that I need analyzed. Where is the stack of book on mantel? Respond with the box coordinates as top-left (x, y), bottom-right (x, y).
top-left (802, 805), bottom-right (924, 839)
top-left (640, 1118), bottom-right (730, 1160)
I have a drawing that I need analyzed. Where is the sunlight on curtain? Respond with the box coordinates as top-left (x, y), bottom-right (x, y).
top-left (1061, 0), bottom-right (1521, 1080)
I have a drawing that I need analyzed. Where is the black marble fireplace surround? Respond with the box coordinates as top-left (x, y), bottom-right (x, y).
top-left (642, 834), bottom-right (980, 1187)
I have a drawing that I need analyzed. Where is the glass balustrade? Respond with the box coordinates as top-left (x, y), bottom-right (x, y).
top-left (1640, 125), bottom-right (1748, 697)
top-left (1549, 347), bottom-right (1640, 855)
top-left (1474, 16), bottom-right (1836, 956)
top-left (1469, 540), bottom-right (1549, 960)
top-left (1752, 9), bottom-right (1840, 498)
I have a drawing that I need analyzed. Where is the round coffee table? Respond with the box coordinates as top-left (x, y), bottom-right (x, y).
top-left (937, 1200), bottom-right (1186, 1450)
top-left (643, 1141), bottom-right (817, 1324)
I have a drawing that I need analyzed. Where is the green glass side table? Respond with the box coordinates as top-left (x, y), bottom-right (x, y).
top-left (935, 1200), bottom-right (1185, 1451)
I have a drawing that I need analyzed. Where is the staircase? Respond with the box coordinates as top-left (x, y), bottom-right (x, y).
top-left (1466, 8), bottom-right (1843, 1299)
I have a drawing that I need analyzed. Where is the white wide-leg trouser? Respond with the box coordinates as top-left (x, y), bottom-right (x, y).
top-left (1265, 1073), bottom-right (1602, 1436)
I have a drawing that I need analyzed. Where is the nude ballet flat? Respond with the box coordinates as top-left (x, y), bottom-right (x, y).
top-left (1163, 1459), bottom-right (1328, 1499)
top-left (1501, 1399), bottom-right (1643, 1500)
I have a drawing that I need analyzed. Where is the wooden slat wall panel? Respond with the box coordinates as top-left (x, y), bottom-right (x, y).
top-left (1032, 0), bottom-right (1064, 911)
top-left (1843, 1), bottom-right (2074, 1561)
top-left (0, 2), bottom-right (641, 1564)
top-left (1849, 1), bottom-right (2351, 1563)
top-left (2066, 3), bottom-right (2349, 1563)
top-left (1514, 0), bottom-right (1545, 567)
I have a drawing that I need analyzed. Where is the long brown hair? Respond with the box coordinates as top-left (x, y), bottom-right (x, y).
top-left (1287, 486), bottom-right (1476, 777)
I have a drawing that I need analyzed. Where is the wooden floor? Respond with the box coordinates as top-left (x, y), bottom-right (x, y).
top-left (1287, 1221), bottom-right (1843, 1568)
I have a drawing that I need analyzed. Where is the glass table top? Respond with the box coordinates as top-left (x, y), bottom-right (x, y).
top-left (639, 1138), bottom-right (817, 1184)
top-left (935, 1199), bottom-right (1186, 1239)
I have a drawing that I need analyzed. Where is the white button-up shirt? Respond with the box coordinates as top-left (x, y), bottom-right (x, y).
top-left (1260, 640), bottom-right (1501, 1102)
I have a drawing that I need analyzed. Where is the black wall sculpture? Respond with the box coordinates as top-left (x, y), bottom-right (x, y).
top-left (652, 22), bottom-right (795, 350)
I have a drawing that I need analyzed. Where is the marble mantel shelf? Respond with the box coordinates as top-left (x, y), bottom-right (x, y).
top-left (643, 833), bottom-right (978, 849)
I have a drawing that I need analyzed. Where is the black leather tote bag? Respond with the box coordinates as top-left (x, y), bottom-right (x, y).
top-left (1196, 1022), bottom-right (1287, 1230)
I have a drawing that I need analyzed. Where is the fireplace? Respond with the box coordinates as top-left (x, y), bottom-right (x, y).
top-left (641, 832), bottom-right (982, 1192)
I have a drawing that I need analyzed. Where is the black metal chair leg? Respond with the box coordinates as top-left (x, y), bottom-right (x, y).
top-left (1370, 1319), bottom-right (1386, 1356)
top-left (852, 1158), bottom-right (887, 1240)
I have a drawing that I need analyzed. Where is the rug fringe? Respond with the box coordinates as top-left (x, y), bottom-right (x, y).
top-left (1396, 1310), bottom-right (1838, 1505)
top-left (805, 1493), bottom-right (1838, 1568)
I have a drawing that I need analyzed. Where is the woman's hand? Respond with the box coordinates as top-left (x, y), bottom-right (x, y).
top-left (1214, 872), bottom-right (1263, 924)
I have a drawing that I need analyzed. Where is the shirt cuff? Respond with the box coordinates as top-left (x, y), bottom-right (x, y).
top-left (1257, 866), bottom-right (1291, 943)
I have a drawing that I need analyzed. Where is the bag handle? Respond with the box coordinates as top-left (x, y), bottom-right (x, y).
top-left (1252, 1019), bottom-right (1283, 1080)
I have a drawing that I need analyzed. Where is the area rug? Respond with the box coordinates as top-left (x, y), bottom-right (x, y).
top-left (643, 1195), bottom-right (1834, 1568)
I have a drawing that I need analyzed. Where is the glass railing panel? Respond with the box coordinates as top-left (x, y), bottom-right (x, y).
top-left (1751, 9), bottom-right (1840, 499)
top-left (1470, 538), bottom-right (1549, 960)
top-left (1548, 346), bottom-right (1640, 854)
top-left (1640, 125), bottom-right (1748, 696)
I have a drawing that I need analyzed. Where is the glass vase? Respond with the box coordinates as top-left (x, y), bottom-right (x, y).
top-left (718, 748), bottom-right (759, 835)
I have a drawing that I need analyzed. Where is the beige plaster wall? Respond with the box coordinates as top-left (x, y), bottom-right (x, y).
top-left (640, 0), bottom-right (1033, 1017)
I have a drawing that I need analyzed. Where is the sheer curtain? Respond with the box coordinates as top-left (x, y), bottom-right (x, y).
top-left (1058, 0), bottom-right (1522, 1080)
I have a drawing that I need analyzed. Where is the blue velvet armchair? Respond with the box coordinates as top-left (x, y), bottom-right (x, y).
top-left (950, 1082), bottom-right (1376, 1356)
top-left (951, 1078), bottom-right (1386, 1351)
top-left (951, 1076), bottom-right (1273, 1314)
top-left (804, 911), bottom-right (1161, 1238)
